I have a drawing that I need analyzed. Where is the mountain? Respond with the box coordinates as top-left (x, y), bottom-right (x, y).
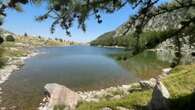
top-left (90, 8), bottom-right (188, 49)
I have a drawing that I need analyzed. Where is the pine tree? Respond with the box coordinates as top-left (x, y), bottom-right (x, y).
top-left (24, 33), bottom-right (28, 37)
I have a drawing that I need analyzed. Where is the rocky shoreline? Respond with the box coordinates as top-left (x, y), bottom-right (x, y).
top-left (0, 49), bottom-right (38, 109)
top-left (96, 45), bottom-right (125, 49)
top-left (0, 51), bottom-right (38, 85)
top-left (39, 68), bottom-right (172, 110)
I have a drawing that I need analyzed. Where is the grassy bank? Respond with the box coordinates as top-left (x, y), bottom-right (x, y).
top-left (0, 47), bottom-right (6, 68)
top-left (77, 64), bottom-right (195, 110)
top-left (0, 35), bottom-right (78, 68)
top-left (16, 36), bottom-right (78, 47)
top-left (0, 41), bottom-right (32, 68)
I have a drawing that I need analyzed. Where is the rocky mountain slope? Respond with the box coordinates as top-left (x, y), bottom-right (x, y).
top-left (90, 8), bottom-right (192, 50)
top-left (114, 10), bottom-right (185, 37)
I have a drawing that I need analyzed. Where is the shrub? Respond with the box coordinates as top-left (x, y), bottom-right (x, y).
top-left (6, 35), bottom-right (15, 42)
top-left (0, 36), bottom-right (4, 44)
top-left (0, 48), bottom-right (6, 68)
top-left (38, 36), bottom-right (42, 39)
top-left (59, 39), bottom-right (63, 42)
top-left (24, 33), bottom-right (28, 37)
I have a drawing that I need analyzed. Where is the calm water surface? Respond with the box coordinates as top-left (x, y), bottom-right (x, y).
top-left (0, 46), bottom-right (168, 109)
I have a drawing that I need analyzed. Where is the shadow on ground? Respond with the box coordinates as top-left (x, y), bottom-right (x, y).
top-left (132, 92), bottom-right (195, 110)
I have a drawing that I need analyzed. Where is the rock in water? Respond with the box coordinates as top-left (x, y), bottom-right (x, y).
top-left (39, 83), bottom-right (81, 110)
top-left (149, 80), bottom-right (170, 110)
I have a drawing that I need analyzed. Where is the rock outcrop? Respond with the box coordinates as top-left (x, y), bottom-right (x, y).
top-left (149, 79), bottom-right (170, 110)
top-left (39, 83), bottom-right (81, 110)
top-left (139, 78), bottom-right (156, 89)
top-left (114, 9), bottom-right (185, 38)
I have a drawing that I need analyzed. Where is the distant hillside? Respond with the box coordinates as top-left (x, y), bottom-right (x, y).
top-left (0, 28), bottom-right (78, 47)
top-left (90, 8), bottom-right (187, 49)
top-left (90, 31), bottom-right (116, 46)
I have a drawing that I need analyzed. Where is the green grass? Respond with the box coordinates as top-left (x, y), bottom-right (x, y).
top-left (0, 47), bottom-right (7, 68)
top-left (1, 42), bottom-right (17, 47)
top-left (0, 42), bottom-right (30, 68)
top-left (163, 64), bottom-right (195, 98)
top-left (77, 90), bottom-right (152, 110)
top-left (54, 105), bottom-right (66, 110)
top-left (16, 36), bottom-right (77, 47)
top-left (163, 64), bottom-right (195, 110)
top-left (1, 42), bottom-right (30, 57)
top-left (0, 35), bottom-right (78, 69)
top-left (77, 64), bottom-right (195, 110)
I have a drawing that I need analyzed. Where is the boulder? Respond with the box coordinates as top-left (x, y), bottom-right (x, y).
top-left (39, 83), bottom-right (81, 110)
top-left (139, 78), bottom-right (156, 89)
top-left (101, 107), bottom-right (112, 110)
top-left (162, 68), bottom-right (172, 75)
top-left (111, 95), bottom-right (121, 100)
top-left (149, 80), bottom-right (170, 110)
top-left (116, 106), bottom-right (129, 110)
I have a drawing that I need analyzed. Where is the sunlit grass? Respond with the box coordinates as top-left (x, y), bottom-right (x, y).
top-left (77, 90), bottom-right (152, 110)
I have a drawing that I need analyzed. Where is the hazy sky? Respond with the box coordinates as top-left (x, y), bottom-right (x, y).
top-left (2, 0), bottom-right (169, 42)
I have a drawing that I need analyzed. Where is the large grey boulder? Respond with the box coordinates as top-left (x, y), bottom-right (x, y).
top-left (39, 83), bottom-right (81, 110)
top-left (149, 80), bottom-right (170, 110)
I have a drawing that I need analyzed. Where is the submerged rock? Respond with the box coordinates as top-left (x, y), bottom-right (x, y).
top-left (149, 80), bottom-right (170, 110)
top-left (39, 83), bottom-right (81, 110)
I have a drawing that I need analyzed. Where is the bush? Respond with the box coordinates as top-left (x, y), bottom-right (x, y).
top-left (0, 36), bottom-right (4, 44)
top-left (24, 33), bottom-right (28, 37)
top-left (0, 48), bottom-right (6, 68)
top-left (6, 35), bottom-right (15, 42)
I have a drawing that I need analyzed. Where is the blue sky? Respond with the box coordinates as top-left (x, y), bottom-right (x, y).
top-left (2, 0), bottom-right (169, 42)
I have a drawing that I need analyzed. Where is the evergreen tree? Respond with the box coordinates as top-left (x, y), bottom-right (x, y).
top-left (38, 36), bottom-right (42, 39)
top-left (24, 33), bottom-right (28, 37)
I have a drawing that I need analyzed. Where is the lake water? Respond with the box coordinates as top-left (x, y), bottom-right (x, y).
top-left (0, 46), bottom-right (169, 110)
